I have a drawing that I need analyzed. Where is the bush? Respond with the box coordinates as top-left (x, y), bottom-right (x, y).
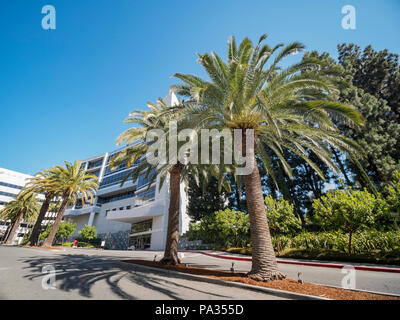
top-left (265, 195), bottom-right (302, 253)
top-left (270, 230), bottom-right (400, 254)
top-left (312, 187), bottom-right (394, 253)
top-left (183, 209), bottom-right (250, 248)
top-left (78, 225), bottom-right (97, 242)
top-left (39, 221), bottom-right (77, 243)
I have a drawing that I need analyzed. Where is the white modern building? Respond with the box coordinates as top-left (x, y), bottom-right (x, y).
top-left (0, 168), bottom-right (56, 244)
top-left (64, 92), bottom-right (191, 250)
top-left (64, 146), bottom-right (191, 250)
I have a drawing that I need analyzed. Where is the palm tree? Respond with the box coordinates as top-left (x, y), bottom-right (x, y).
top-left (23, 169), bottom-right (62, 246)
top-left (42, 161), bottom-right (98, 247)
top-left (111, 97), bottom-right (230, 264)
top-left (170, 34), bottom-right (364, 281)
top-left (0, 191), bottom-right (40, 245)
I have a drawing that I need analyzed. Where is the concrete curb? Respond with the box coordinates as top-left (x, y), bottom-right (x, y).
top-left (186, 251), bottom-right (400, 274)
top-left (120, 260), bottom-right (330, 300)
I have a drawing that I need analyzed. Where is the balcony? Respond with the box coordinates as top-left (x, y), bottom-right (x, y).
top-left (106, 199), bottom-right (166, 223)
top-left (64, 204), bottom-right (100, 217)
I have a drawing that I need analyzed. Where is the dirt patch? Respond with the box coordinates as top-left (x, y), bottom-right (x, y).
top-left (122, 259), bottom-right (400, 300)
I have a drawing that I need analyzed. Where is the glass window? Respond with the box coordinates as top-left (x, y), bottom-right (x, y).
top-left (135, 186), bottom-right (156, 206)
top-left (137, 169), bottom-right (155, 189)
top-left (130, 219), bottom-right (152, 234)
top-left (0, 182), bottom-right (23, 190)
top-left (129, 234), bottom-right (151, 249)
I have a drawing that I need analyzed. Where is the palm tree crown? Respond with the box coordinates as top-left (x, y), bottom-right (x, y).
top-left (169, 34), bottom-right (364, 280)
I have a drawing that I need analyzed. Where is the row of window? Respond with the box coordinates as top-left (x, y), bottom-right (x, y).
top-left (130, 219), bottom-right (153, 234)
top-left (98, 190), bottom-right (136, 204)
top-left (0, 191), bottom-right (18, 198)
top-left (99, 170), bottom-right (132, 188)
top-left (0, 181), bottom-right (23, 190)
top-left (103, 187), bottom-right (156, 216)
top-left (105, 205), bottom-right (132, 216)
top-left (87, 159), bottom-right (104, 169)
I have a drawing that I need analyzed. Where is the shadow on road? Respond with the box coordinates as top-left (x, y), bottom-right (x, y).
top-left (19, 253), bottom-right (231, 300)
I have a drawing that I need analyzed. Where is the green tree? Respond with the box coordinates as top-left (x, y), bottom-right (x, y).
top-left (186, 209), bottom-right (250, 248)
top-left (264, 195), bottom-right (301, 253)
top-left (336, 44), bottom-right (400, 184)
top-left (213, 209), bottom-right (250, 248)
top-left (187, 175), bottom-right (227, 221)
top-left (39, 221), bottom-right (76, 243)
top-left (42, 161), bottom-right (98, 247)
top-left (312, 187), bottom-right (392, 253)
top-left (0, 191), bottom-right (40, 245)
top-left (172, 34), bottom-right (363, 281)
top-left (387, 169), bottom-right (400, 225)
top-left (79, 225), bottom-right (97, 242)
top-left (111, 97), bottom-right (231, 265)
top-left (23, 169), bottom-right (62, 246)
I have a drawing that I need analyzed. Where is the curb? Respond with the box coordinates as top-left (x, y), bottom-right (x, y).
top-left (186, 251), bottom-right (400, 274)
top-left (119, 260), bottom-right (329, 301)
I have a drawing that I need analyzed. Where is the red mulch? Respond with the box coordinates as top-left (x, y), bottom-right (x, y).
top-left (122, 259), bottom-right (400, 300)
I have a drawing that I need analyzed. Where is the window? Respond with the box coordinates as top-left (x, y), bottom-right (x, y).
top-left (137, 169), bottom-right (155, 189)
top-left (105, 210), bottom-right (110, 216)
top-left (119, 207), bottom-right (124, 211)
top-left (129, 234), bottom-right (151, 249)
top-left (0, 182), bottom-right (23, 190)
top-left (87, 159), bottom-right (104, 169)
top-left (99, 170), bottom-right (132, 188)
top-left (112, 208), bottom-right (116, 211)
top-left (126, 205), bottom-right (131, 210)
top-left (0, 191), bottom-right (18, 198)
top-left (135, 186), bottom-right (156, 206)
top-left (98, 190), bottom-right (135, 204)
top-left (130, 219), bottom-right (152, 234)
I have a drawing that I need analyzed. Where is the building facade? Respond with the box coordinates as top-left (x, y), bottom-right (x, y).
top-left (63, 146), bottom-right (191, 250)
top-left (0, 168), bottom-right (56, 244)
top-left (64, 92), bottom-right (191, 250)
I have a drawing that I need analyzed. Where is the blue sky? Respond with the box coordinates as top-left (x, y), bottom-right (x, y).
top-left (1, 0), bottom-right (399, 175)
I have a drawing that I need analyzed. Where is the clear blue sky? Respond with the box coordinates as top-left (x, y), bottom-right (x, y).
top-left (1, 0), bottom-right (399, 175)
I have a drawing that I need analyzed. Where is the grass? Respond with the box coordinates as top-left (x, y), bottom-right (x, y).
top-left (224, 247), bottom-right (400, 265)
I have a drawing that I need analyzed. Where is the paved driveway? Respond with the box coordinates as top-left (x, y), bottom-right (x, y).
top-left (0, 246), bottom-right (286, 300)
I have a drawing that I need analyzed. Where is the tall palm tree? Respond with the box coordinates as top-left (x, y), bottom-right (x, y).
top-left (23, 169), bottom-right (62, 246)
top-left (170, 34), bottom-right (364, 281)
top-left (0, 191), bottom-right (40, 245)
top-left (111, 98), bottom-right (230, 264)
top-left (42, 161), bottom-right (98, 247)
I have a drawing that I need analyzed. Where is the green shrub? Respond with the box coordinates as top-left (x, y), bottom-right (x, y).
top-left (78, 225), bottom-right (97, 242)
top-left (312, 187), bottom-right (394, 253)
top-left (265, 195), bottom-right (302, 253)
top-left (269, 230), bottom-right (400, 253)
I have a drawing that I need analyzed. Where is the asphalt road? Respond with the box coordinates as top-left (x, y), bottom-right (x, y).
top-left (0, 246), bottom-right (286, 300)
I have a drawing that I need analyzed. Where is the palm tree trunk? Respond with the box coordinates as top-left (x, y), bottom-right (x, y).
top-left (42, 196), bottom-right (69, 247)
top-left (2, 221), bottom-right (14, 242)
top-left (160, 163), bottom-right (184, 265)
top-left (26, 195), bottom-right (51, 246)
top-left (5, 213), bottom-right (24, 245)
top-left (242, 135), bottom-right (286, 281)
